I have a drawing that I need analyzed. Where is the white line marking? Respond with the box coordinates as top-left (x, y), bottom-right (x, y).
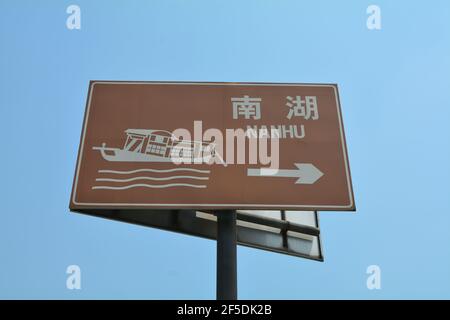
top-left (98, 168), bottom-right (210, 174)
top-left (95, 176), bottom-right (209, 182)
top-left (92, 183), bottom-right (207, 190)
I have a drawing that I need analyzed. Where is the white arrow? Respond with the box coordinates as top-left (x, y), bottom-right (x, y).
top-left (247, 163), bottom-right (324, 185)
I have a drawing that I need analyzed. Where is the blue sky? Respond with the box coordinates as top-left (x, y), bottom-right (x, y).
top-left (1, 0), bottom-right (450, 299)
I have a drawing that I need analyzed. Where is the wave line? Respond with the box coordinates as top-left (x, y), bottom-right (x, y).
top-left (98, 168), bottom-right (210, 175)
top-left (92, 183), bottom-right (206, 190)
top-left (96, 176), bottom-right (209, 182)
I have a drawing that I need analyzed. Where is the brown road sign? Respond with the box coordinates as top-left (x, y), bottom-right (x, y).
top-left (70, 81), bottom-right (355, 211)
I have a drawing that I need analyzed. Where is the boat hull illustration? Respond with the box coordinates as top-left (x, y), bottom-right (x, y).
top-left (92, 128), bottom-right (216, 164)
top-left (93, 145), bottom-right (175, 162)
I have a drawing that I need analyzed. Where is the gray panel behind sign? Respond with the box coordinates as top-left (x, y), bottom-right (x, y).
top-left (72, 209), bottom-right (323, 261)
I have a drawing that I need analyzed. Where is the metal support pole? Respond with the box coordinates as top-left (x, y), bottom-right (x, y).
top-left (216, 210), bottom-right (237, 300)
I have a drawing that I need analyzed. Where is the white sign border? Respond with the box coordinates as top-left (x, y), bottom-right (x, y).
top-left (71, 81), bottom-right (355, 210)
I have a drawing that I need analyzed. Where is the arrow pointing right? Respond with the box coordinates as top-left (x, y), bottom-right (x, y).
top-left (247, 163), bottom-right (324, 185)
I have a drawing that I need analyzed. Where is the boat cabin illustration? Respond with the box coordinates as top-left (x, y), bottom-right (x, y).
top-left (125, 129), bottom-right (173, 157)
top-left (93, 128), bottom-right (215, 163)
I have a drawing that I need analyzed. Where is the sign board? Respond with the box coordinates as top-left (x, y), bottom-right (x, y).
top-left (70, 81), bottom-right (354, 211)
